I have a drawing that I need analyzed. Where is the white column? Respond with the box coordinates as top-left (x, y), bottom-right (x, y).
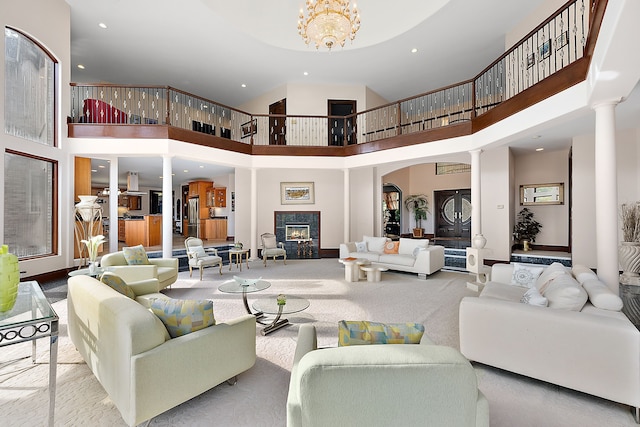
top-left (109, 158), bottom-right (119, 253)
top-left (250, 168), bottom-right (258, 260)
top-left (162, 156), bottom-right (173, 259)
top-left (344, 168), bottom-right (350, 242)
top-left (469, 149), bottom-right (483, 240)
top-left (594, 100), bottom-right (620, 293)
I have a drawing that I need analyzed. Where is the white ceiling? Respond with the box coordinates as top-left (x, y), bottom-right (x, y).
top-left (68, 0), bottom-right (640, 189)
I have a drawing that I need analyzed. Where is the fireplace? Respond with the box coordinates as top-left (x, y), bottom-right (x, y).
top-left (286, 225), bottom-right (310, 241)
top-left (275, 211), bottom-right (320, 259)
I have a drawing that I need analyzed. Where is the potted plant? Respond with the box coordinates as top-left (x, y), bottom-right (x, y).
top-left (619, 202), bottom-right (640, 282)
top-left (404, 194), bottom-right (428, 238)
top-left (513, 208), bottom-right (542, 251)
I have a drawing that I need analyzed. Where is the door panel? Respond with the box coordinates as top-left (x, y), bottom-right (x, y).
top-left (435, 189), bottom-right (471, 238)
top-left (269, 99), bottom-right (286, 145)
top-left (328, 100), bottom-right (356, 146)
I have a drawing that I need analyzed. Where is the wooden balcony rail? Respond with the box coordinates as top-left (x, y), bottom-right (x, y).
top-left (69, 0), bottom-right (603, 151)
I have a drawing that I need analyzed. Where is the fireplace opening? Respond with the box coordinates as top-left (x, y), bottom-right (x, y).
top-left (286, 224), bottom-right (310, 241)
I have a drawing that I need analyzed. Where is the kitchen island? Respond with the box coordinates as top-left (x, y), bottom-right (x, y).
top-left (119, 215), bottom-right (162, 247)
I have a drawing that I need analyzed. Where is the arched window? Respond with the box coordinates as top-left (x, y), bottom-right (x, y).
top-left (4, 27), bottom-right (56, 146)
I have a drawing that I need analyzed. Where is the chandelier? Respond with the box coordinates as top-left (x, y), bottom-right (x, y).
top-left (298, 0), bottom-right (361, 50)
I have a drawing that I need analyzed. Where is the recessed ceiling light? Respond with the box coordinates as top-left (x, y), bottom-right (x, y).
top-left (536, 147), bottom-right (544, 151)
top-left (199, 165), bottom-right (204, 168)
top-left (411, 48), bottom-right (418, 53)
top-left (183, 169), bottom-right (189, 173)
top-left (91, 169), bottom-right (97, 173)
top-left (241, 84), bottom-right (247, 88)
top-left (77, 64), bottom-right (85, 70)
top-left (303, 71), bottom-right (309, 76)
top-left (98, 23), bottom-right (107, 29)
top-left (98, 165), bottom-right (105, 168)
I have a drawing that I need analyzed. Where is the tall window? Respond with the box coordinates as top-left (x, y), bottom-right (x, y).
top-left (4, 151), bottom-right (57, 258)
top-left (4, 27), bottom-right (55, 146)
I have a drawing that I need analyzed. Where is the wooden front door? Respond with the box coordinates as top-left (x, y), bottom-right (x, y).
top-left (328, 99), bottom-right (356, 146)
top-left (269, 99), bottom-right (286, 145)
top-left (434, 189), bottom-right (471, 239)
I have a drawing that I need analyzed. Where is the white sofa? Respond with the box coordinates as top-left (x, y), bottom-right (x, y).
top-left (459, 262), bottom-right (640, 419)
top-left (339, 235), bottom-right (445, 277)
top-left (67, 274), bottom-right (257, 426)
top-left (100, 250), bottom-right (178, 290)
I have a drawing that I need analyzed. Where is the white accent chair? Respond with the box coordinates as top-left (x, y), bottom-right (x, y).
top-left (185, 237), bottom-right (223, 279)
top-left (261, 233), bottom-right (287, 267)
top-left (287, 325), bottom-right (489, 427)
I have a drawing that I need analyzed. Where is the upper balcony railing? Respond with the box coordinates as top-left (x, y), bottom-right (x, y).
top-left (69, 0), bottom-right (602, 151)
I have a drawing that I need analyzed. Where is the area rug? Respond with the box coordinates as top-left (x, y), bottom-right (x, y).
top-left (0, 259), bottom-right (635, 426)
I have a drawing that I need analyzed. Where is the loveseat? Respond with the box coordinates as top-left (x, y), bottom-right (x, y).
top-left (100, 247), bottom-right (178, 290)
top-left (459, 262), bottom-right (640, 419)
top-left (67, 274), bottom-right (256, 426)
top-left (339, 235), bottom-right (445, 277)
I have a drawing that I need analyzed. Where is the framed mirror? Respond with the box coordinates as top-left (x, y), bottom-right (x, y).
top-left (520, 183), bottom-right (564, 205)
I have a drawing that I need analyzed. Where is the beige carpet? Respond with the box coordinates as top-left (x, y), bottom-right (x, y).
top-left (0, 259), bottom-right (635, 426)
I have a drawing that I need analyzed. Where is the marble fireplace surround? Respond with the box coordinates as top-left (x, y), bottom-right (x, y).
top-left (274, 211), bottom-right (320, 260)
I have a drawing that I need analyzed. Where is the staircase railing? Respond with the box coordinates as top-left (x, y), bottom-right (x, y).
top-left (69, 0), bottom-right (602, 149)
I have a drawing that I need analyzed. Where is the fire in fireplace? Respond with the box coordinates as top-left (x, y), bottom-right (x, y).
top-left (286, 225), bottom-right (310, 241)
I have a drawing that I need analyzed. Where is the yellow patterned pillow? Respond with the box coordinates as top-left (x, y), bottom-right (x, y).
top-left (338, 320), bottom-right (425, 346)
top-left (100, 271), bottom-right (136, 299)
top-left (150, 298), bottom-right (216, 338)
top-left (122, 244), bottom-right (150, 265)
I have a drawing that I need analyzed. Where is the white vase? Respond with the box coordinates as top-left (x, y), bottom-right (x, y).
top-left (472, 234), bottom-right (487, 249)
top-left (88, 261), bottom-right (98, 276)
top-left (76, 195), bottom-right (100, 222)
top-left (619, 242), bottom-right (640, 282)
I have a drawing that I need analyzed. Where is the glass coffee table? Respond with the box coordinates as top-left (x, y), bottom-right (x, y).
top-left (252, 296), bottom-right (310, 335)
top-left (218, 277), bottom-right (271, 318)
top-left (0, 281), bottom-right (58, 426)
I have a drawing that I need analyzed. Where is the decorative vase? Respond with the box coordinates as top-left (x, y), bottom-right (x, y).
top-left (0, 244), bottom-right (20, 312)
top-left (75, 195), bottom-right (100, 222)
top-left (89, 261), bottom-right (98, 276)
top-left (522, 240), bottom-right (531, 251)
top-left (619, 242), bottom-right (640, 283)
top-left (472, 234), bottom-right (487, 249)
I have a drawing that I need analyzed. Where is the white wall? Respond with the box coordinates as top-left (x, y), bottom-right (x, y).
top-left (572, 127), bottom-right (640, 268)
top-left (349, 167), bottom-right (376, 242)
top-left (1, 0), bottom-right (71, 277)
top-left (505, 0), bottom-right (568, 49)
top-left (513, 148), bottom-right (570, 246)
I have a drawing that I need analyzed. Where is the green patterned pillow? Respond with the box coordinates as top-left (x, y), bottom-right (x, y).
top-left (338, 320), bottom-right (425, 346)
top-left (122, 244), bottom-right (150, 265)
top-left (100, 271), bottom-right (136, 299)
top-left (150, 298), bottom-right (216, 338)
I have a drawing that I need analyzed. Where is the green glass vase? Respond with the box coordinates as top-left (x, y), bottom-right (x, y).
top-left (0, 244), bottom-right (20, 312)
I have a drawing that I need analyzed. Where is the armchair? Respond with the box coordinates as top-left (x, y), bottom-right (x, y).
top-left (287, 325), bottom-right (489, 427)
top-left (261, 233), bottom-right (286, 267)
top-left (100, 247), bottom-right (178, 290)
top-left (185, 237), bottom-right (223, 279)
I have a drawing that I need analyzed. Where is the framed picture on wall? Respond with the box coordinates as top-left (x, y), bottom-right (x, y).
top-left (241, 119), bottom-right (257, 139)
top-left (538, 39), bottom-right (551, 61)
top-left (281, 182), bottom-right (315, 205)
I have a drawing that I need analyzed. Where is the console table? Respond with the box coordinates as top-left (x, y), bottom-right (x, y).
top-left (0, 281), bottom-right (58, 426)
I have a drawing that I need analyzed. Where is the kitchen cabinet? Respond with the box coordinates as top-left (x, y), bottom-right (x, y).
top-left (206, 187), bottom-right (226, 207)
top-left (118, 219), bottom-right (125, 241)
top-left (119, 195), bottom-right (141, 209)
top-left (188, 180), bottom-right (213, 219)
top-left (202, 219), bottom-right (227, 240)
top-left (124, 215), bottom-right (161, 247)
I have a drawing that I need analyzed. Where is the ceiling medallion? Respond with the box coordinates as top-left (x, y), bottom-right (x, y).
top-left (298, 0), bottom-right (361, 50)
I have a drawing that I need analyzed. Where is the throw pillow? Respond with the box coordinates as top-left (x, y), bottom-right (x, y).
top-left (355, 241), bottom-right (367, 252)
top-left (398, 238), bottom-right (427, 256)
top-left (543, 273), bottom-right (588, 311)
top-left (520, 287), bottom-right (548, 306)
top-left (511, 263), bottom-right (544, 288)
top-left (189, 245), bottom-right (207, 258)
top-left (383, 241), bottom-right (399, 254)
top-left (582, 279), bottom-right (623, 311)
top-left (571, 265), bottom-right (598, 284)
top-left (122, 244), bottom-right (150, 265)
top-left (150, 298), bottom-right (216, 338)
top-left (535, 262), bottom-right (567, 294)
top-left (100, 271), bottom-right (136, 299)
top-left (363, 235), bottom-right (388, 254)
top-left (338, 320), bottom-right (425, 346)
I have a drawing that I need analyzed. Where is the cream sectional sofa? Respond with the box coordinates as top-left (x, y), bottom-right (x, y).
top-left (67, 274), bottom-right (257, 426)
top-left (459, 262), bottom-right (640, 419)
top-left (101, 249), bottom-right (178, 290)
top-left (339, 235), bottom-right (445, 277)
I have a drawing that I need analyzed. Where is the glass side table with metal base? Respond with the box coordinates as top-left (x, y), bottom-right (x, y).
top-left (0, 281), bottom-right (59, 426)
top-left (252, 296), bottom-right (310, 335)
top-left (218, 278), bottom-right (270, 318)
